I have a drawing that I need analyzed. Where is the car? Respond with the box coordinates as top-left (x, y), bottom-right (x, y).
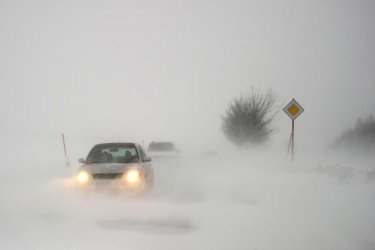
top-left (147, 141), bottom-right (179, 158)
top-left (76, 143), bottom-right (153, 192)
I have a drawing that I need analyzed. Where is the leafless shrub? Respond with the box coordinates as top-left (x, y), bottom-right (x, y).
top-left (221, 87), bottom-right (279, 147)
top-left (333, 115), bottom-right (375, 154)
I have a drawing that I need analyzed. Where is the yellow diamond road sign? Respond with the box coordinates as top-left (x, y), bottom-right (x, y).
top-left (283, 99), bottom-right (304, 120)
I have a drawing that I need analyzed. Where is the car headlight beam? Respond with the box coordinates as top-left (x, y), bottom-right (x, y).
top-left (125, 169), bottom-right (140, 183)
top-left (77, 171), bottom-right (90, 184)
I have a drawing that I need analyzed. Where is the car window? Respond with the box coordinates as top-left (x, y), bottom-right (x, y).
top-left (86, 145), bottom-right (139, 164)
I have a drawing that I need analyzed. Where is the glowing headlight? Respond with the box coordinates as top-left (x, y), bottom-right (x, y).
top-left (125, 169), bottom-right (140, 183)
top-left (77, 171), bottom-right (90, 184)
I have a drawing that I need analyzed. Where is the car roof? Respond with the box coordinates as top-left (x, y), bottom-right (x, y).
top-left (93, 142), bottom-right (138, 147)
top-left (149, 141), bottom-right (175, 145)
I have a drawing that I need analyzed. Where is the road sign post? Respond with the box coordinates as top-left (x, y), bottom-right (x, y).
top-left (283, 99), bottom-right (304, 162)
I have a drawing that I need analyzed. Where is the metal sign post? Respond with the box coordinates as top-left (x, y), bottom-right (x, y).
top-left (292, 119), bottom-right (295, 162)
top-left (283, 99), bottom-right (304, 162)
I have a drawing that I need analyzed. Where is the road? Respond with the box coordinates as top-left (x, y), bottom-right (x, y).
top-left (1, 153), bottom-right (374, 250)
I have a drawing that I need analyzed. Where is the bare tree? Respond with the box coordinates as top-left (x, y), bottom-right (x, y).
top-left (221, 88), bottom-right (279, 147)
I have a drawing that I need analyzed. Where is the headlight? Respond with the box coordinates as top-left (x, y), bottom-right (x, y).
top-left (125, 169), bottom-right (140, 183)
top-left (77, 171), bottom-right (90, 184)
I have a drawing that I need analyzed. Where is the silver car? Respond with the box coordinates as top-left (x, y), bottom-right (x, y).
top-left (76, 143), bottom-right (153, 192)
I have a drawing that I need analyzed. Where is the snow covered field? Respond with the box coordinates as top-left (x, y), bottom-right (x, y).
top-left (1, 0), bottom-right (374, 249)
top-left (1, 151), bottom-right (374, 250)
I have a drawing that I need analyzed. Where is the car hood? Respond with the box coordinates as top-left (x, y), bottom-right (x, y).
top-left (80, 163), bottom-right (139, 174)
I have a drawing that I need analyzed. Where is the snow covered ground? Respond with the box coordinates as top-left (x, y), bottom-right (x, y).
top-left (1, 151), bottom-right (374, 250)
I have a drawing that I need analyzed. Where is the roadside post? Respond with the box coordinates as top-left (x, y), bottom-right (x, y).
top-left (283, 99), bottom-right (304, 162)
top-left (62, 133), bottom-right (70, 167)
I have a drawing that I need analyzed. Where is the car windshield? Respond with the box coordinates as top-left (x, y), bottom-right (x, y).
top-left (148, 142), bottom-right (175, 152)
top-left (86, 144), bottom-right (139, 164)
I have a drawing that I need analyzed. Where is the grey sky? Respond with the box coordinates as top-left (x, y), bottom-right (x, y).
top-left (1, 0), bottom-right (374, 154)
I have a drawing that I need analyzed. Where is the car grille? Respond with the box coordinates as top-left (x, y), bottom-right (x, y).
top-left (92, 173), bottom-right (123, 179)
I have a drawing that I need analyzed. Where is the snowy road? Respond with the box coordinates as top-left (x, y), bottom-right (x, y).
top-left (1, 154), bottom-right (374, 250)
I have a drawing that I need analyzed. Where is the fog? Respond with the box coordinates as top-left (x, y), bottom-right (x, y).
top-left (0, 0), bottom-right (375, 249)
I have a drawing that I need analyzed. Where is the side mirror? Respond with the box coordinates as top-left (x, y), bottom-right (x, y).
top-left (143, 156), bottom-right (152, 162)
top-left (78, 158), bottom-right (85, 164)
